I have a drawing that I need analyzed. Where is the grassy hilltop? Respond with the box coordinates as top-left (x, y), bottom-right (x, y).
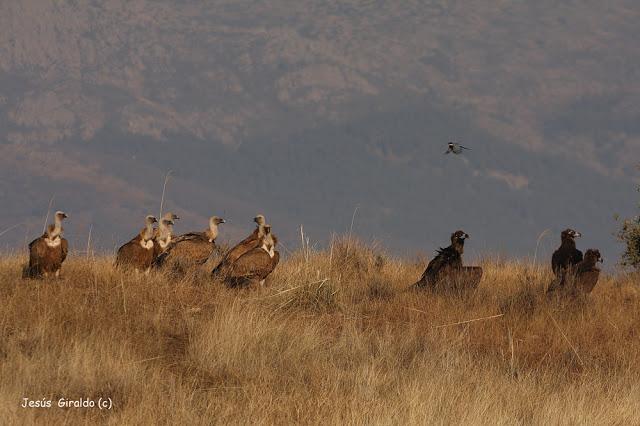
top-left (1, 237), bottom-right (639, 424)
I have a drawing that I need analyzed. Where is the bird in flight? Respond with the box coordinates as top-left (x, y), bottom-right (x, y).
top-left (444, 142), bottom-right (471, 155)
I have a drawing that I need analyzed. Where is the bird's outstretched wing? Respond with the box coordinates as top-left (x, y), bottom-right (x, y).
top-left (460, 145), bottom-right (471, 150)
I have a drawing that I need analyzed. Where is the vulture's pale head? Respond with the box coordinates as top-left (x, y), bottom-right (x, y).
top-left (210, 216), bottom-right (225, 226)
top-left (162, 212), bottom-right (180, 221)
top-left (254, 214), bottom-right (266, 226)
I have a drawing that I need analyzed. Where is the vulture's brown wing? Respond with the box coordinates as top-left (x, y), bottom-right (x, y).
top-left (171, 232), bottom-right (208, 244)
top-left (416, 247), bottom-right (459, 287)
top-left (26, 237), bottom-right (48, 276)
top-left (227, 248), bottom-right (275, 280)
top-left (115, 240), bottom-right (138, 267)
top-left (551, 248), bottom-right (562, 275)
top-left (158, 232), bottom-right (213, 266)
top-left (60, 238), bottom-right (69, 263)
top-left (221, 229), bottom-right (260, 265)
top-left (575, 270), bottom-right (600, 294)
top-left (28, 237), bottom-right (47, 262)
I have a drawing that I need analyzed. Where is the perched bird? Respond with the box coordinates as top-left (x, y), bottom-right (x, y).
top-left (211, 214), bottom-right (272, 274)
top-left (23, 211), bottom-right (69, 279)
top-left (573, 249), bottom-right (603, 294)
top-left (153, 212), bottom-right (179, 258)
top-left (216, 224), bottom-right (280, 287)
top-left (115, 215), bottom-right (158, 273)
top-left (551, 229), bottom-right (583, 277)
top-left (154, 216), bottom-right (225, 270)
top-left (413, 230), bottom-right (478, 289)
top-left (444, 142), bottom-right (471, 155)
top-left (558, 249), bottom-right (603, 296)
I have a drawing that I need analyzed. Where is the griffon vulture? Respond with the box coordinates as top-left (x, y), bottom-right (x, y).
top-left (153, 212), bottom-right (179, 258)
top-left (214, 224), bottom-right (280, 287)
top-left (154, 216), bottom-right (225, 269)
top-left (23, 211), bottom-right (69, 279)
top-left (211, 214), bottom-right (273, 274)
top-left (115, 215), bottom-right (158, 272)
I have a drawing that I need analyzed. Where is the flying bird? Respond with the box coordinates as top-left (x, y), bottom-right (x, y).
top-left (23, 211), bottom-right (69, 279)
top-left (154, 216), bottom-right (225, 270)
top-left (115, 215), bottom-right (158, 273)
top-left (444, 142), bottom-right (471, 155)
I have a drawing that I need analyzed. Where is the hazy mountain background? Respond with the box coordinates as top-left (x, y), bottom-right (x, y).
top-left (1, 0), bottom-right (639, 263)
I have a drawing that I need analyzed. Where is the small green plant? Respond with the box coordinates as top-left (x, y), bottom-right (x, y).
top-left (617, 179), bottom-right (640, 269)
top-left (617, 215), bottom-right (640, 269)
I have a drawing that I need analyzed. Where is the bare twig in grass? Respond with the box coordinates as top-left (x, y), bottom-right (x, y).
top-left (433, 313), bottom-right (505, 328)
top-left (131, 356), bottom-right (164, 364)
top-left (42, 194), bottom-right (56, 233)
top-left (525, 350), bottom-right (551, 382)
top-left (533, 229), bottom-right (550, 270)
top-left (121, 278), bottom-right (127, 315)
top-left (270, 298), bottom-right (296, 316)
top-left (404, 308), bottom-right (505, 328)
top-left (546, 310), bottom-right (584, 367)
top-left (344, 206), bottom-right (360, 256)
top-left (86, 224), bottom-right (93, 259)
top-left (405, 307), bottom-right (429, 315)
top-left (255, 279), bottom-right (329, 300)
top-left (197, 387), bottom-right (244, 392)
top-left (329, 234), bottom-right (334, 272)
top-left (349, 206), bottom-right (359, 239)
top-left (508, 327), bottom-right (517, 378)
top-left (159, 170), bottom-right (173, 219)
top-left (532, 229), bottom-right (551, 274)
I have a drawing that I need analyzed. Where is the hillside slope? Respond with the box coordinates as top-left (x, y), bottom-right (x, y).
top-left (1, 0), bottom-right (639, 258)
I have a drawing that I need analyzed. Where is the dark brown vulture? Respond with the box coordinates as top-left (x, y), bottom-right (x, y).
top-left (214, 224), bottom-right (280, 287)
top-left (412, 230), bottom-right (482, 290)
top-left (558, 249), bottom-right (603, 296)
top-left (23, 211), bottom-right (69, 279)
top-left (153, 212), bottom-right (179, 259)
top-left (115, 215), bottom-right (158, 273)
top-left (211, 214), bottom-right (273, 274)
top-left (154, 216), bottom-right (225, 270)
top-left (551, 229), bottom-right (583, 277)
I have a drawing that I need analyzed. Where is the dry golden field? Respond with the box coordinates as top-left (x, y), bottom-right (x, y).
top-left (1, 237), bottom-right (639, 425)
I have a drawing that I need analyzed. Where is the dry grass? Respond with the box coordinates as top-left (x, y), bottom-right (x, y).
top-left (1, 236), bottom-right (639, 424)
